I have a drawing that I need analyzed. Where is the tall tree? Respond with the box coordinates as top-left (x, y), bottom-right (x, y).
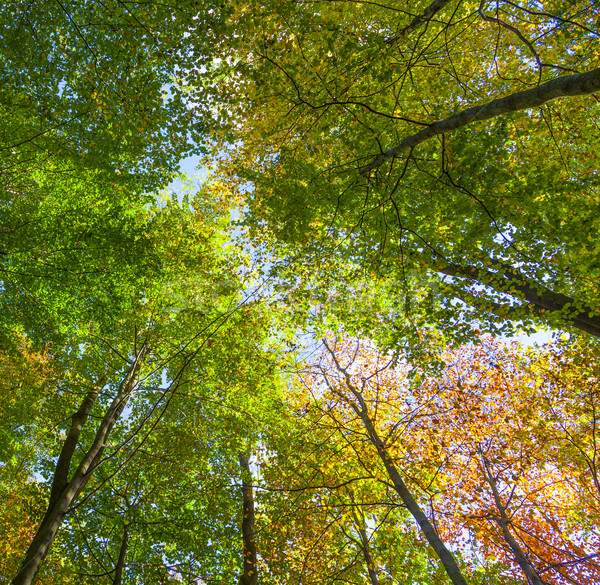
top-left (428, 338), bottom-right (600, 584)
top-left (3, 181), bottom-right (289, 584)
top-left (12, 343), bottom-right (149, 585)
top-left (254, 337), bottom-right (518, 584)
top-left (317, 338), bottom-right (469, 585)
top-left (290, 335), bottom-right (600, 585)
top-left (204, 0), bottom-right (600, 344)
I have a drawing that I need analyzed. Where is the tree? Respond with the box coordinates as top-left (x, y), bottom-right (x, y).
top-left (3, 180), bottom-right (290, 584)
top-left (252, 335), bottom-right (524, 584)
top-left (12, 343), bottom-right (149, 585)
top-left (204, 0), bottom-right (600, 344)
top-left (312, 337), bottom-right (470, 585)
top-left (287, 335), bottom-right (600, 584)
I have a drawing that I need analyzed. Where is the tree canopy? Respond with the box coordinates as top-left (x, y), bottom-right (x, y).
top-left (1, 1), bottom-right (600, 584)
top-left (205, 0), bottom-right (600, 344)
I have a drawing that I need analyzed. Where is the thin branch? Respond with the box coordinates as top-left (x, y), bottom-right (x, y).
top-left (388, 0), bottom-right (456, 44)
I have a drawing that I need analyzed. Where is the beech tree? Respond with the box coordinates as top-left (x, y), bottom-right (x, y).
top-left (0, 175), bottom-right (287, 583)
top-left (204, 0), bottom-right (600, 343)
top-left (277, 335), bottom-right (600, 585)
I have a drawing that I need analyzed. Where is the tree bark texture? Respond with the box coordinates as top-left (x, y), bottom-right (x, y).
top-left (394, 0), bottom-right (455, 39)
top-left (47, 377), bottom-right (106, 511)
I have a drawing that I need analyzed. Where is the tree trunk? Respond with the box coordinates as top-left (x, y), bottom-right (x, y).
top-left (361, 68), bottom-right (600, 174)
top-left (47, 377), bottom-right (106, 511)
top-left (237, 452), bottom-right (258, 585)
top-left (323, 341), bottom-right (469, 585)
top-left (348, 495), bottom-right (380, 585)
top-left (482, 458), bottom-right (545, 585)
top-left (112, 524), bottom-right (130, 585)
top-left (12, 345), bottom-right (148, 585)
top-left (356, 406), bottom-right (468, 585)
top-left (356, 522), bottom-right (380, 585)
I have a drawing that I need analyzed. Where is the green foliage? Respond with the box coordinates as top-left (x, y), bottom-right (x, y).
top-left (204, 0), bottom-right (600, 350)
top-left (0, 0), bottom-right (235, 348)
top-left (0, 0), bottom-right (220, 188)
top-left (3, 2), bottom-right (600, 585)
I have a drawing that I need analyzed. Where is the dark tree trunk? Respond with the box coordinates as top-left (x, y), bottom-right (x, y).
top-left (12, 345), bottom-right (148, 585)
top-left (47, 377), bottom-right (106, 511)
top-left (112, 524), bottom-right (130, 585)
top-left (237, 452), bottom-right (258, 585)
top-left (356, 406), bottom-right (468, 585)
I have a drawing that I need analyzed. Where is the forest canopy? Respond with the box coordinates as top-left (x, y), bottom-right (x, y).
top-left (1, 0), bottom-right (599, 584)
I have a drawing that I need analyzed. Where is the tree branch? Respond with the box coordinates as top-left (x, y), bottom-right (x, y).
top-left (438, 261), bottom-right (600, 337)
top-left (386, 0), bottom-right (455, 45)
top-left (481, 457), bottom-right (546, 585)
top-left (361, 68), bottom-right (600, 175)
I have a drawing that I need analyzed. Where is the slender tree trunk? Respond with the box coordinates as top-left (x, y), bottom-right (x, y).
top-left (361, 68), bottom-right (600, 174)
top-left (356, 406), bottom-right (468, 585)
top-left (112, 524), bottom-right (130, 585)
top-left (482, 458), bottom-right (546, 585)
top-left (47, 377), bottom-right (106, 511)
top-left (237, 452), bottom-right (258, 585)
top-left (323, 341), bottom-right (469, 585)
top-left (356, 522), bottom-right (380, 585)
top-left (348, 495), bottom-right (380, 585)
top-left (12, 345), bottom-right (148, 585)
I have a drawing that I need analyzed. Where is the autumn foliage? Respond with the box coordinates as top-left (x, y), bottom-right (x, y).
top-left (257, 335), bottom-right (600, 584)
top-left (3, 0), bottom-right (600, 583)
